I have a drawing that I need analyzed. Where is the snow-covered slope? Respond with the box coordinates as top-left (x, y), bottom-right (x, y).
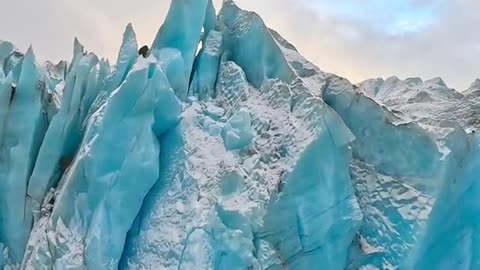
top-left (358, 76), bottom-right (480, 131)
top-left (0, 0), bottom-right (479, 270)
top-left (464, 79), bottom-right (480, 98)
top-left (354, 76), bottom-right (480, 269)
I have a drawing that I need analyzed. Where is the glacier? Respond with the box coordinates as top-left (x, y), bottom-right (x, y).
top-left (0, 0), bottom-right (479, 269)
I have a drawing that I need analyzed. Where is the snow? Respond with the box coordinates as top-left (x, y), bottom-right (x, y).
top-left (357, 75), bottom-right (480, 131)
top-left (0, 0), bottom-right (479, 269)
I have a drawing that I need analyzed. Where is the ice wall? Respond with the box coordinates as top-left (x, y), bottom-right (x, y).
top-left (409, 136), bottom-right (480, 270)
top-left (277, 28), bottom-right (480, 269)
top-left (151, 0), bottom-right (212, 100)
top-left (325, 66), bottom-right (480, 270)
top-left (219, 0), bottom-right (294, 88)
top-left (0, 48), bottom-right (49, 264)
top-left (121, 2), bottom-right (360, 269)
top-left (26, 50), bottom-right (100, 224)
top-left (190, 30), bottom-right (223, 100)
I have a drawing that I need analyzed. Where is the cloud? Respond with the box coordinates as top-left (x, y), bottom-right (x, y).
top-left (0, 0), bottom-right (478, 90)
top-left (250, 0), bottom-right (480, 90)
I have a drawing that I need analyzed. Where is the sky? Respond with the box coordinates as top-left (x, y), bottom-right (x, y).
top-left (1, 0), bottom-right (479, 90)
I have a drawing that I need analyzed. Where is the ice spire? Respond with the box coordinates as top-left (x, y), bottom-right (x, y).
top-left (0, 46), bottom-right (48, 263)
top-left (0, 73), bottom-right (14, 144)
top-left (468, 78), bottom-right (480, 90)
top-left (151, 0), bottom-right (212, 89)
top-left (425, 77), bottom-right (447, 87)
top-left (0, 41), bottom-right (14, 68)
top-left (68, 37), bottom-right (85, 73)
top-left (203, 0), bottom-right (217, 37)
top-left (218, 0), bottom-right (294, 88)
top-left (105, 23), bottom-right (139, 93)
top-left (190, 30), bottom-right (223, 100)
top-left (26, 50), bottom-right (99, 226)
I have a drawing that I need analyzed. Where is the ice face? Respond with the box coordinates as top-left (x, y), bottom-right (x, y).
top-left (221, 109), bottom-right (253, 150)
top-left (0, 41), bottom-right (15, 79)
top-left (26, 52), bottom-right (100, 226)
top-left (105, 24), bottom-right (138, 94)
top-left (190, 30), bottom-right (223, 100)
top-left (219, 0), bottom-right (294, 88)
top-left (22, 57), bottom-right (182, 270)
top-left (0, 242), bottom-right (4, 269)
top-left (0, 47), bottom-right (50, 264)
top-left (151, 0), bottom-right (212, 92)
top-left (324, 66), bottom-right (480, 270)
top-left (152, 48), bottom-right (188, 100)
top-left (410, 137), bottom-right (480, 270)
top-left (0, 0), bottom-right (479, 269)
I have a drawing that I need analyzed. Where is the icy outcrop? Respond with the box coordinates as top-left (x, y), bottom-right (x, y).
top-left (121, 2), bottom-right (359, 269)
top-left (277, 28), bottom-right (479, 268)
top-left (464, 79), bottom-right (480, 98)
top-left (0, 48), bottom-right (49, 264)
top-left (190, 30), bottom-right (223, 100)
top-left (221, 109), bottom-right (253, 150)
top-left (219, 0), bottom-right (295, 88)
top-left (105, 24), bottom-right (138, 94)
top-left (151, 0), bottom-right (212, 96)
top-left (55, 60), bottom-right (179, 270)
top-left (26, 50), bottom-right (100, 224)
top-left (0, 41), bottom-right (14, 61)
top-left (356, 76), bottom-right (480, 269)
top-left (357, 75), bottom-right (480, 130)
top-left (0, 0), bottom-right (479, 270)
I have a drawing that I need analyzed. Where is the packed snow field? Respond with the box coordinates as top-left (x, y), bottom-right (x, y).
top-left (0, 0), bottom-right (479, 269)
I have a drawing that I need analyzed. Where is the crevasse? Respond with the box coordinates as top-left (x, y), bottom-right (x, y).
top-left (0, 0), bottom-right (479, 270)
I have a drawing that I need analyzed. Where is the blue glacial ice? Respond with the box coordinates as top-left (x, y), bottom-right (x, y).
top-left (190, 30), bottom-right (223, 100)
top-left (221, 109), bottom-right (253, 150)
top-left (219, 0), bottom-right (294, 88)
top-left (151, 0), bottom-right (212, 97)
top-left (0, 47), bottom-right (49, 264)
top-left (0, 0), bottom-right (479, 270)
